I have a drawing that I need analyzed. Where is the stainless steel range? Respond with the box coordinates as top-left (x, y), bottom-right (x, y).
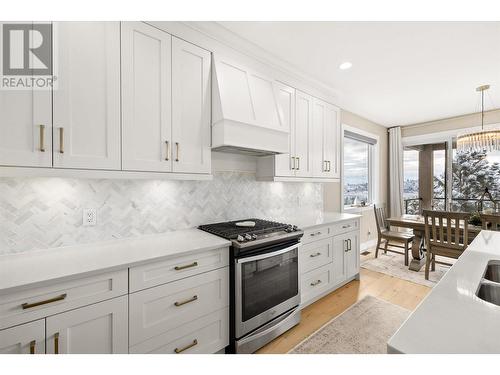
top-left (199, 219), bottom-right (303, 354)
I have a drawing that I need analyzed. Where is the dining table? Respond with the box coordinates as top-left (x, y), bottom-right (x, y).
top-left (386, 214), bottom-right (482, 271)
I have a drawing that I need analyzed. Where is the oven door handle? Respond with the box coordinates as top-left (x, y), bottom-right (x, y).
top-left (236, 244), bottom-right (300, 264)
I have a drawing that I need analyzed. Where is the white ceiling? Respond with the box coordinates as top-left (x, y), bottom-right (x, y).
top-left (217, 22), bottom-right (500, 127)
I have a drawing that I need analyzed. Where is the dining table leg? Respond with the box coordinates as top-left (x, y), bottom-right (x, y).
top-left (408, 228), bottom-right (426, 271)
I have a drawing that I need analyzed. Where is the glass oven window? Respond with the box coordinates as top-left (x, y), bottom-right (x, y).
top-left (241, 248), bottom-right (298, 322)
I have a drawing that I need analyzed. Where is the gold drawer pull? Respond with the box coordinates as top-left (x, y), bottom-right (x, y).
top-left (54, 332), bottom-right (59, 354)
top-left (39, 125), bottom-right (45, 152)
top-left (174, 339), bottom-right (198, 354)
top-left (174, 261), bottom-right (198, 271)
top-left (29, 340), bottom-right (36, 354)
top-left (342, 224), bottom-right (351, 229)
top-left (174, 295), bottom-right (198, 307)
top-left (291, 156), bottom-right (295, 170)
top-left (21, 293), bottom-right (67, 310)
top-left (296, 157), bottom-right (300, 170)
top-left (310, 280), bottom-right (322, 287)
top-left (165, 141), bottom-right (170, 161)
top-left (310, 231), bottom-right (322, 237)
top-left (309, 252), bottom-right (321, 258)
top-left (175, 142), bottom-right (179, 162)
top-left (59, 128), bottom-right (64, 154)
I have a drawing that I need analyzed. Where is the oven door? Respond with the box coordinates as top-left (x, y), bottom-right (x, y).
top-left (235, 242), bottom-right (300, 338)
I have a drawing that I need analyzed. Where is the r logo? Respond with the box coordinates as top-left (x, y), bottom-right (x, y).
top-left (2, 23), bottom-right (52, 76)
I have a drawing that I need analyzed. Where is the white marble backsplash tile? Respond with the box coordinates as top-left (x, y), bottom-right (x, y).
top-left (0, 172), bottom-right (323, 255)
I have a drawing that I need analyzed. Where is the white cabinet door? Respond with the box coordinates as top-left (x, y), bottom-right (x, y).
top-left (46, 296), bottom-right (128, 354)
top-left (311, 98), bottom-right (326, 177)
top-left (332, 234), bottom-right (348, 285)
top-left (323, 103), bottom-right (341, 178)
top-left (0, 319), bottom-right (45, 354)
top-left (274, 82), bottom-right (295, 177)
top-left (171, 37), bottom-right (211, 174)
top-left (121, 22), bottom-right (172, 172)
top-left (345, 231), bottom-right (360, 279)
top-left (294, 90), bottom-right (313, 177)
top-left (53, 22), bottom-right (120, 170)
top-left (0, 23), bottom-right (52, 168)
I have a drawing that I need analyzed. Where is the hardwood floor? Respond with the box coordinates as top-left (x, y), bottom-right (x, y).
top-left (256, 251), bottom-right (431, 354)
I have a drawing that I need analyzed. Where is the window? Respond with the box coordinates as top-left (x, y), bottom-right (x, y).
top-left (403, 148), bottom-right (419, 214)
top-left (451, 144), bottom-right (500, 212)
top-left (343, 129), bottom-right (377, 208)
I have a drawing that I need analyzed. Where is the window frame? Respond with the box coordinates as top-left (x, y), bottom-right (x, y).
top-left (341, 124), bottom-right (379, 211)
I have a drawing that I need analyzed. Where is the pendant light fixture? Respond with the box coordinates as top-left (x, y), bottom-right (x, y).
top-left (457, 85), bottom-right (500, 153)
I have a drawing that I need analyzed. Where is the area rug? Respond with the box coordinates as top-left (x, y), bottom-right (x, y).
top-left (360, 251), bottom-right (453, 288)
top-left (289, 296), bottom-right (410, 354)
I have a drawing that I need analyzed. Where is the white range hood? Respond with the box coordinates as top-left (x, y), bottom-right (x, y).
top-left (211, 55), bottom-right (290, 156)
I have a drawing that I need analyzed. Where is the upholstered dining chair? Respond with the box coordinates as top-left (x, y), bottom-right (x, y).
top-left (374, 205), bottom-right (414, 266)
top-left (423, 210), bottom-right (470, 280)
top-left (480, 213), bottom-right (500, 231)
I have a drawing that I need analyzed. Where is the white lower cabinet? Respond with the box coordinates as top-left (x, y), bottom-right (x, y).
top-left (0, 319), bottom-right (45, 354)
top-left (129, 308), bottom-right (229, 354)
top-left (299, 221), bottom-right (360, 308)
top-left (46, 295), bottom-right (128, 354)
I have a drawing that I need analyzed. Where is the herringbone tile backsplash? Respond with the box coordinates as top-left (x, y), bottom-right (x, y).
top-left (0, 172), bottom-right (323, 255)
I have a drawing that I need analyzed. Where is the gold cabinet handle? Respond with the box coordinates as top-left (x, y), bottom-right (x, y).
top-left (174, 295), bottom-right (198, 307)
top-left (165, 141), bottom-right (170, 161)
top-left (344, 239), bottom-right (349, 252)
top-left (39, 125), bottom-right (45, 152)
top-left (310, 231), bottom-right (322, 237)
top-left (59, 128), bottom-right (64, 154)
top-left (29, 340), bottom-right (36, 354)
top-left (342, 224), bottom-right (351, 229)
top-left (309, 252), bottom-right (321, 258)
top-left (174, 339), bottom-right (198, 354)
top-left (348, 238), bottom-right (352, 251)
top-left (291, 156), bottom-right (295, 170)
top-left (328, 161), bottom-right (331, 172)
top-left (175, 142), bottom-right (179, 162)
top-left (54, 332), bottom-right (59, 354)
top-left (296, 156), bottom-right (300, 170)
top-left (174, 261), bottom-right (198, 271)
top-left (21, 293), bottom-right (67, 310)
top-left (310, 280), bottom-right (322, 287)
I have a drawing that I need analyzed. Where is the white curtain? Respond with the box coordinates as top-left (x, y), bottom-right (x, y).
top-left (389, 127), bottom-right (404, 217)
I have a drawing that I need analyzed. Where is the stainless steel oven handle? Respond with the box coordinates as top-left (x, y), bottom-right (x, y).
top-left (236, 243), bottom-right (300, 264)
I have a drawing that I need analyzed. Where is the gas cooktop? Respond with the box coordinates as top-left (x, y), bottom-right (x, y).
top-left (198, 218), bottom-right (302, 249)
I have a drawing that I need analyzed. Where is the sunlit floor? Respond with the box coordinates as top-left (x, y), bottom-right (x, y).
top-left (257, 250), bottom-right (431, 354)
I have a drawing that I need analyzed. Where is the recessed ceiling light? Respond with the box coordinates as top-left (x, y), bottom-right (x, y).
top-left (339, 62), bottom-right (352, 70)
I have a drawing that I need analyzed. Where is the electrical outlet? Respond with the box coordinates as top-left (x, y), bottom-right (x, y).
top-left (83, 208), bottom-right (97, 226)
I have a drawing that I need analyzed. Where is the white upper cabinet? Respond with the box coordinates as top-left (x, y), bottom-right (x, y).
top-left (121, 22), bottom-right (172, 172)
top-left (323, 102), bottom-right (341, 178)
top-left (274, 83), bottom-right (296, 177)
top-left (294, 90), bottom-right (313, 177)
top-left (0, 23), bottom-right (52, 168)
top-left (53, 22), bottom-right (121, 170)
top-left (312, 98), bottom-right (340, 178)
top-left (171, 37), bottom-right (211, 174)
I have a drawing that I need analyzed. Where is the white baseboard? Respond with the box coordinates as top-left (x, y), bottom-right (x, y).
top-left (360, 239), bottom-right (378, 252)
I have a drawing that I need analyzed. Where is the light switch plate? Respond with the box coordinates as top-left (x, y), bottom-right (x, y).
top-left (83, 208), bottom-right (97, 226)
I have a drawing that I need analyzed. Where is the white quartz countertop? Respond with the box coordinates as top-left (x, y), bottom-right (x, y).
top-left (388, 230), bottom-right (500, 353)
top-left (283, 212), bottom-right (361, 230)
top-left (0, 229), bottom-right (230, 294)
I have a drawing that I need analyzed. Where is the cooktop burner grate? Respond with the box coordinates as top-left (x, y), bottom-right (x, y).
top-left (198, 218), bottom-right (289, 240)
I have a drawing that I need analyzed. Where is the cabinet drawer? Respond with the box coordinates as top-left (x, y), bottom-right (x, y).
top-left (129, 307), bottom-right (229, 354)
top-left (331, 220), bottom-right (359, 236)
top-left (300, 264), bottom-right (333, 306)
top-left (129, 267), bottom-right (229, 346)
top-left (300, 237), bottom-right (333, 274)
top-left (301, 225), bottom-right (332, 245)
top-left (129, 247), bottom-right (229, 292)
top-left (0, 270), bottom-right (128, 330)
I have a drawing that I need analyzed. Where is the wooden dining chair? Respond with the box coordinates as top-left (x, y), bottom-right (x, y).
top-left (374, 205), bottom-right (414, 266)
top-left (480, 213), bottom-right (500, 231)
top-left (423, 210), bottom-right (470, 280)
